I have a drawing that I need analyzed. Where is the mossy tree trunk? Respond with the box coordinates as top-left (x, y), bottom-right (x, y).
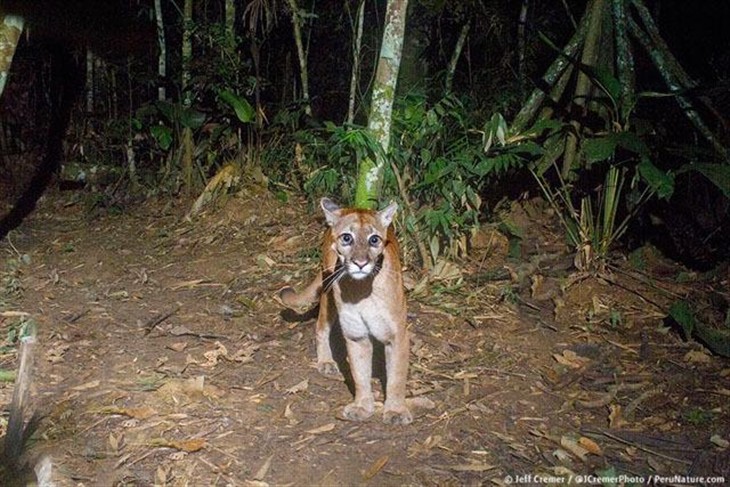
top-left (0, 14), bottom-right (24, 99)
top-left (181, 0), bottom-right (194, 193)
top-left (154, 0), bottom-right (167, 102)
top-left (287, 0), bottom-right (312, 116)
top-left (354, 0), bottom-right (409, 209)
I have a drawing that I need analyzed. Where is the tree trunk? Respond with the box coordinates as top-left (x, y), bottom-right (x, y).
top-left (445, 21), bottom-right (470, 94)
top-left (354, 0), bottom-right (409, 209)
top-left (85, 49), bottom-right (95, 111)
top-left (182, 0), bottom-right (193, 108)
top-left (562, 0), bottom-right (604, 179)
top-left (181, 0), bottom-right (194, 193)
top-left (346, 0), bottom-right (366, 125)
top-left (0, 14), bottom-right (24, 99)
top-left (287, 0), bottom-right (312, 116)
top-left (225, 0), bottom-right (236, 50)
top-left (517, 0), bottom-right (529, 97)
top-left (155, 0), bottom-right (167, 101)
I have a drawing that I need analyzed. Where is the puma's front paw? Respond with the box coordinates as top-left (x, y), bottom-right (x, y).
top-left (342, 402), bottom-right (375, 422)
top-left (383, 405), bottom-right (413, 425)
top-left (317, 360), bottom-right (340, 377)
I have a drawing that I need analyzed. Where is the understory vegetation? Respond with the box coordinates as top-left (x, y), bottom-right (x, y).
top-left (2, 1), bottom-right (729, 349)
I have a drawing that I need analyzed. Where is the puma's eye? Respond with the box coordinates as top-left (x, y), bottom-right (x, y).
top-left (368, 235), bottom-right (382, 246)
top-left (340, 233), bottom-right (354, 245)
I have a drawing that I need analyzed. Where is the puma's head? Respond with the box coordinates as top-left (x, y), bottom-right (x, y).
top-left (321, 198), bottom-right (397, 280)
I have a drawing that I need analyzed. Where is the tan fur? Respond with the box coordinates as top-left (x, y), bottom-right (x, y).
top-left (279, 198), bottom-right (411, 425)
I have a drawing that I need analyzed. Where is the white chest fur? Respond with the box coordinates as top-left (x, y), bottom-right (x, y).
top-left (334, 280), bottom-right (398, 343)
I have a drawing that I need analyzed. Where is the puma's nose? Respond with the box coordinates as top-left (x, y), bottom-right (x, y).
top-left (353, 259), bottom-right (368, 269)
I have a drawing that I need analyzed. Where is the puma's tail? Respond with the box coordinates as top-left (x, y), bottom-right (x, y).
top-left (278, 273), bottom-right (322, 310)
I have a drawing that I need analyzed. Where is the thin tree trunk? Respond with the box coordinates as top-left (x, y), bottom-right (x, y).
top-left (155, 0), bottom-right (167, 101)
top-left (181, 0), bottom-right (194, 192)
top-left (445, 21), bottom-right (470, 94)
top-left (85, 49), bottom-right (94, 111)
top-left (562, 0), bottom-right (605, 179)
top-left (612, 0), bottom-right (634, 124)
top-left (0, 14), bottom-right (24, 99)
top-left (517, 0), bottom-right (529, 97)
top-left (354, 0), bottom-right (409, 209)
top-left (346, 0), bottom-right (366, 125)
top-left (225, 0), bottom-right (236, 50)
top-left (287, 0), bottom-right (312, 116)
top-left (182, 0), bottom-right (193, 108)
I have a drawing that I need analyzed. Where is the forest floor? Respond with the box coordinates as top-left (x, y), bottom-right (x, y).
top-left (0, 187), bottom-right (729, 486)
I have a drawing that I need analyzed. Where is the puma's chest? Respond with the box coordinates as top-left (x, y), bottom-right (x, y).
top-left (332, 282), bottom-right (402, 343)
top-left (336, 300), bottom-right (395, 342)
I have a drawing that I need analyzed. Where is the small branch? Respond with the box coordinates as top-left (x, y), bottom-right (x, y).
top-left (389, 161), bottom-right (432, 270)
top-left (445, 21), bottom-right (470, 94)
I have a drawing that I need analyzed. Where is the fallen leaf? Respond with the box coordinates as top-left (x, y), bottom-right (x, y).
top-left (306, 423), bottom-right (335, 434)
top-left (285, 379), bottom-right (309, 395)
top-left (437, 463), bottom-right (496, 472)
top-left (253, 454), bottom-right (274, 481)
top-left (553, 350), bottom-right (588, 368)
top-left (406, 396), bottom-right (436, 410)
top-left (201, 341), bottom-right (229, 367)
top-left (578, 436), bottom-right (603, 455)
top-left (99, 406), bottom-right (157, 419)
top-left (684, 350), bottom-right (711, 364)
top-left (167, 341), bottom-right (188, 352)
top-left (171, 279), bottom-right (207, 290)
top-left (552, 449), bottom-right (572, 462)
top-left (362, 455), bottom-right (389, 480)
top-left (156, 466), bottom-right (170, 485)
top-left (560, 436), bottom-right (589, 461)
top-left (710, 434), bottom-right (729, 449)
top-left (231, 342), bottom-right (259, 363)
top-left (608, 404), bottom-right (626, 428)
top-left (46, 342), bottom-right (70, 363)
top-left (283, 403), bottom-right (298, 425)
top-left (149, 437), bottom-right (206, 452)
top-left (72, 380), bottom-right (100, 391)
top-left (170, 325), bottom-right (194, 336)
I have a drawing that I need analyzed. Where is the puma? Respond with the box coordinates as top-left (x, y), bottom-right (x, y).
top-left (279, 198), bottom-right (412, 425)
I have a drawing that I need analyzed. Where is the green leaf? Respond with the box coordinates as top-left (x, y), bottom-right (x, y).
top-left (179, 107), bottom-right (207, 130)
top-left (217, 89), bottom-right (255, 123)
top-left (637, 158), bottom-right (674, 199)
top-left (669, 300), bottom-right (730, 357)
top-left (513, 141), bottom-right (543, 156)
top-left (615, 131), bottom-right (650, 157)
top-left (150, 125), bottom-right (173, 151)
top-left (592, 66), bottom-right (622, 105)
top-left (669, 300), bottom-right (695, 339)
top-left (678, 163), bottom-right (730, 198)
top-left (583, 136), bottom-right (617, 163)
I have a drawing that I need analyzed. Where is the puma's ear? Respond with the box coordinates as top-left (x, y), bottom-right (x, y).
top-left (320, 197), bottom-right (341, 226)
top-left (377, 201), bottom-right (398, 227)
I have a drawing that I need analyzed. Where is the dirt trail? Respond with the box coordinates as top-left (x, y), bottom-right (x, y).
top-left (1, 191), bottom-right (728, 486)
